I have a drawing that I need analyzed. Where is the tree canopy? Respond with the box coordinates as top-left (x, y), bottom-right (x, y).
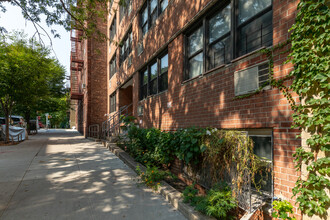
top-left (0, 0), bottom-right (126, 40)
top-left (0, 32), bottom-right (67, 140)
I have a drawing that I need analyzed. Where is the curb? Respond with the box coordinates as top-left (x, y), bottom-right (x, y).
top-left (101, 140), bottom-right (215, 220)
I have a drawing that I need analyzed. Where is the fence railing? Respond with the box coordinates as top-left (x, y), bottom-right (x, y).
top-left (102, 103), bottom-right (132, 140)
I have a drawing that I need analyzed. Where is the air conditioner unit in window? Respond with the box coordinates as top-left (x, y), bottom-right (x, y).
top-left (234, 62), bottom-right (270, 96)
top-left (82, 83), bottom-right (86, 89)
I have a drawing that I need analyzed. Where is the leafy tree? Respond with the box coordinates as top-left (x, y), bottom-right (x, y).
top-left (0, 32), bottom-right (66, 141)
top-left (13, 57), bottom-right (67, 132)
top-left (0, 0), bottom-right (127, 41)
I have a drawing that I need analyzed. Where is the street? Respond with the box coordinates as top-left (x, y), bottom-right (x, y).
top-left (0, 130), bottom-right (185, 220)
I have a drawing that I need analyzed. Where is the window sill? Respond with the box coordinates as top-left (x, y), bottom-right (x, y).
top-left (138, 89), bottom-right (168, 103)
top-left (203, 64), bottom-right (226, 76)
top-left (181, 46), bottom-right (271, 85)
top-left (181, 64), bottom-right (226, 85)
top-left (181, 75), bottom-right (203, 84)
top-left (231, 46), bottom-right (267, 63)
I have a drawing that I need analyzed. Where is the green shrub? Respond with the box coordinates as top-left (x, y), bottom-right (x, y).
top-left (156, 131), bottom-right (176, 165)
top-left (173, 127), bottom-right (207, 165)
top-left (136, 165), bottom-right (172, 190)
top-left (182, 183), bottom-right (201, 205)
top-left (204, 183), bottom-right (237, 219)
top-left (182, 182), bottom-right (237, 219)
top-left (123, 121), bottom-right (208, 167)
top-left (272, 200), bottom-right (296, 220)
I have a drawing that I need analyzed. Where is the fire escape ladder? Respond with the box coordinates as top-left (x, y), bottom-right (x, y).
top-left (70, 29), bottom-right (84, 100)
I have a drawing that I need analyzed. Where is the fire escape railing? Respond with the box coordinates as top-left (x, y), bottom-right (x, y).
top-left (70, 29), bottom-right (84, 100)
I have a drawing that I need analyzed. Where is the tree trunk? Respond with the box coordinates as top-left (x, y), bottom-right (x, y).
top-left (25, 111), bottom-right (31, 135)
top-left (5, 113), bottom-right (9, 143)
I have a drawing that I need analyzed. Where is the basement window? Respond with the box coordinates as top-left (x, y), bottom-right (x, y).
top-left (247, 129), bottom-right (273, 195)
top-left (234, 62), bottom-right (270, 96)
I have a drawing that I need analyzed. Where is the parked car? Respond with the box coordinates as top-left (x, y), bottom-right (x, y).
top-left (0, 116), bottom-right (25, 126)
top-left (10, 115), bottom-right (23, 124)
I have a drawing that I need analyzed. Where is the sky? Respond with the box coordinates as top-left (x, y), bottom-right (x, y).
top-left (0, 3), bottom-right (70, 86)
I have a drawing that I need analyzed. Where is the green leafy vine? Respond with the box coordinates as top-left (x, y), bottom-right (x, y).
top-left (237, 1), bottom-right (329, 218)
top-left (289, 0), bottom-right (330, 218)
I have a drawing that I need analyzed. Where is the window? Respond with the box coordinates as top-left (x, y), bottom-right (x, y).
top-left (234, 62), bottom-right (270, 96)
top-left (120, 29), bottom-right (132, 65)
top-left (140, 69), bottom-right (148, 100)
top-left (150, 0), bottom-right (158, 26)
top-left (110, 55), bottom-right (116, 79)
top-left (247, 130), bottom-right (273, 195)
top-left (141, 5), bottom-right (148, 36)
top-left (110, 92), bottom-right (116, 113)
top-left (207, 4), bottom-right (231, 69)
top-left (109, 0), bottom-right (114, 19)
top-left (184, 1), bottom-right (272, 80)
top-left (185, 3), bottom-right (231, 80)
top-left (120, 0), bottom-right (132, 21)
top-left (109, 16), bottom-right (116, 43)
top-left (160, 0), bottom-right (168, 13)
top-left (237, 0), bottom-right (272, 57)
top-left (150, 62), bottom-right (158, 95)
top-left (140, 0), bottom-right (168, 36)
top-left (140, 51), bottom-right (168, 100)
top-left (187, 26), bottom-right (204, 79)
top-left (159, 53), bottom-right (168, 92)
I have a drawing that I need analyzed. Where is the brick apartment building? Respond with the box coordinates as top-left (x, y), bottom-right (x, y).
top-left (71, 0), bottom-right (302, 217)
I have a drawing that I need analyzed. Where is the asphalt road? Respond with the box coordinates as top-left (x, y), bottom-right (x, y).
top-left (0, 129), bottom-right (186, 220)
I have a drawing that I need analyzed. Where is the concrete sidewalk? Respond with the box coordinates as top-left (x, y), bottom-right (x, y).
top-left (0, 129), bottom-right (186, 220)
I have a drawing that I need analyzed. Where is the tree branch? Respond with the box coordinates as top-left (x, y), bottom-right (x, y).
top-left (12, 0), bottom-right (58, 58)
top-left (58, 0), bottom-right (85, 31)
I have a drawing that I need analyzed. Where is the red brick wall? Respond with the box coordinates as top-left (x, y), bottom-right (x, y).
top-left (108, 0), bottom-right (301, 218)
top-left (75, 8), bottom-right (108, 137)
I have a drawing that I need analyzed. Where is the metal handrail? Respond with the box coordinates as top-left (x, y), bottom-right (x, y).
top-left (102, 103), bottom-right (132, 139)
